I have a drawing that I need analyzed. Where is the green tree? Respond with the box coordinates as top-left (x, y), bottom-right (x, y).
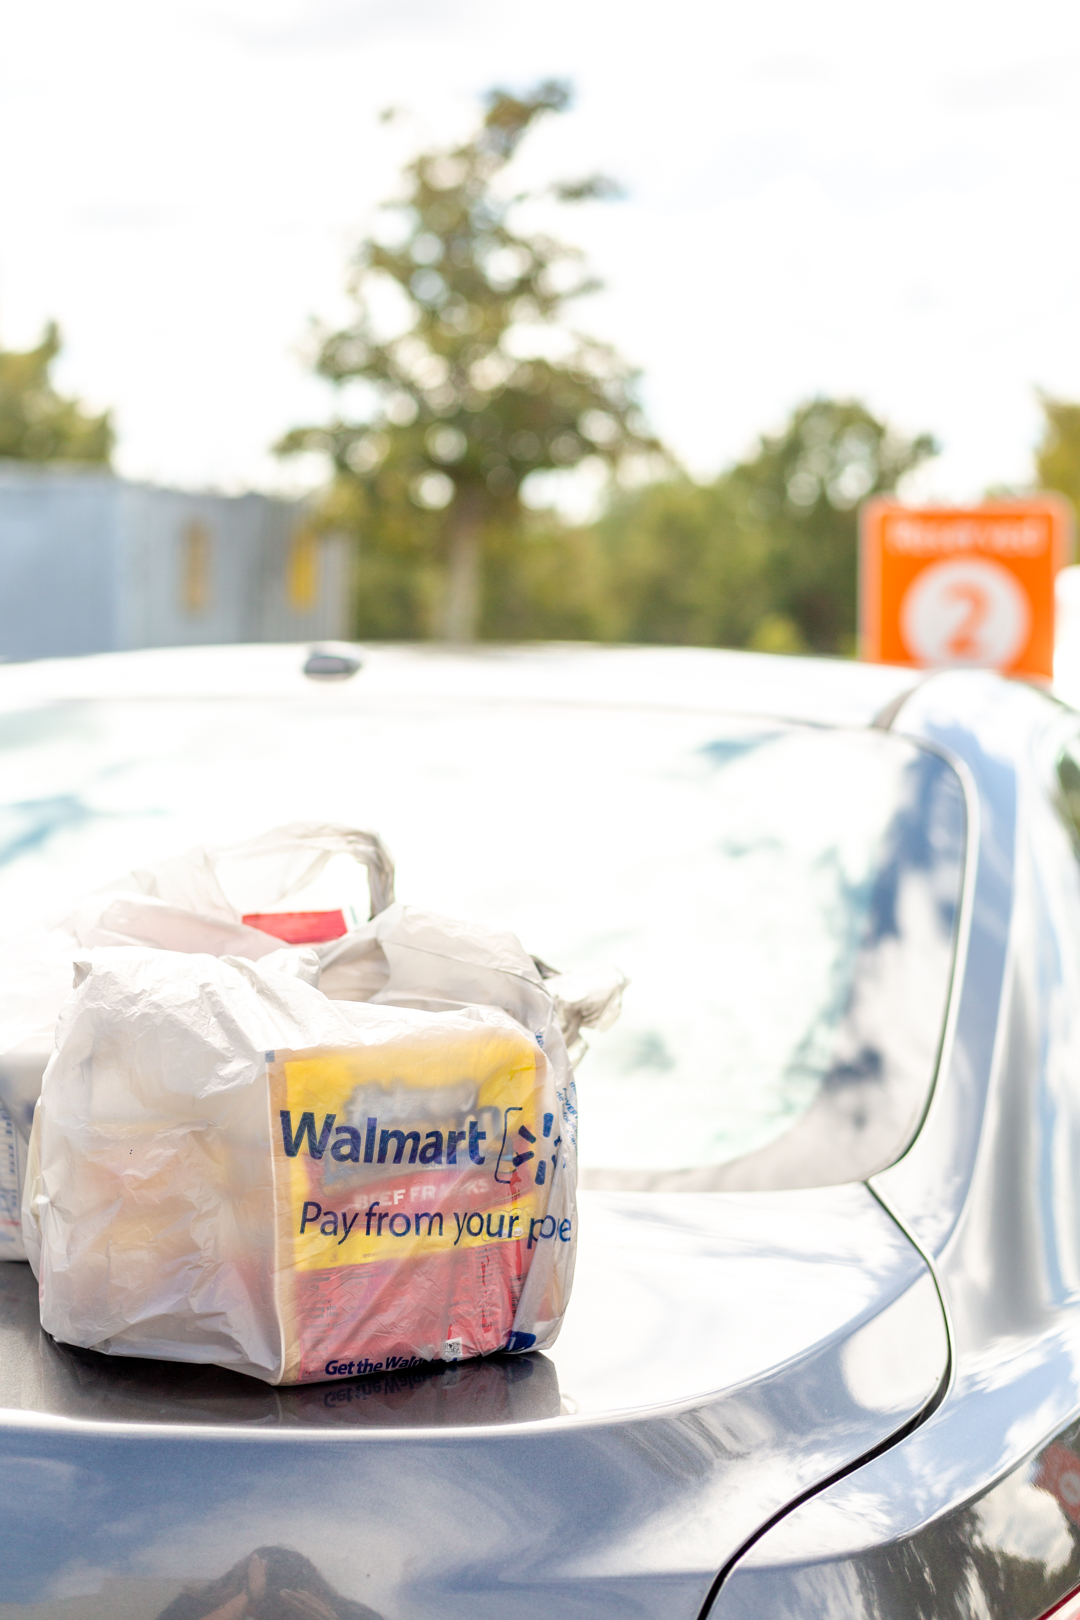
top-left (594, 398), bottom-right (937, 655)
top-left (1036, 394), bottom-right (1080, 523)
top-left (278, 81), bottom-right (660, 642)
top-left (725, 398), bottom-right (937, 654)
top-left (591, 476), bottom-right (774, 647)
top-left (0, 323), bottom-right (112, 464)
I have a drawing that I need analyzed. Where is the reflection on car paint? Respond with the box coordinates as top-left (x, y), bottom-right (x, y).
top-left (0, 1185), bottom-right (948, 1617)
top-left (154, 1546), bottom-right (383, 1620)
top-left (0, 795), bottom-right (110, 868)
top-left (1037, 1442), bottom-right (1080, 1528)
top-left (586, 744), bottom-right (966, 1191)
top-left (712, 679), bottom-right (1080, 1620)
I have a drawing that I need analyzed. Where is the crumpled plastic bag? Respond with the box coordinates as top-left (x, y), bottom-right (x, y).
top-left (0, 824), bottom-right (396, 1260)
top-left (21, 829), bottom-right (623, 1383)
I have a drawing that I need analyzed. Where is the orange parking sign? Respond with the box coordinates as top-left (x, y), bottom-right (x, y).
top-left (859, 497), bottom-right (1072, 679)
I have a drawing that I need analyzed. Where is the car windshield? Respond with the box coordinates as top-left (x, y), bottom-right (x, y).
top-left (0, 696), bottom-right (965, 1189)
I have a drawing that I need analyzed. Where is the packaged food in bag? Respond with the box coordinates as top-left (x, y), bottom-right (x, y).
top-left (23, 881), bottom-right (622, 1383)
top-left (0, 824), bottom-right (395, 1259)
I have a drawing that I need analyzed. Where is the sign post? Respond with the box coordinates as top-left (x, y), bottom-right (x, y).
top-left (859, 497), bottom-right (1072, 679)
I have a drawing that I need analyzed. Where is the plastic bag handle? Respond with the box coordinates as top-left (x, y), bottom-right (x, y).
top-left (334, 828), bottom-right (395, 917)
top-left (116, 824), bottom-right (396, 926)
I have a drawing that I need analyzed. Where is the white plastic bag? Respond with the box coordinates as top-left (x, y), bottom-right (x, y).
top-left (0, 824), bottom-right (395, 1259)
top-left (23, 834), bottom-right (623, 1384)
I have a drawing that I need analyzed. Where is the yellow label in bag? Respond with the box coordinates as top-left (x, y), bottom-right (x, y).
top-left (267, 1015), bottom-right (570, 1382)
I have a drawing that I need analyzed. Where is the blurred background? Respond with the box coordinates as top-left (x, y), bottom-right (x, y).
top-left (3, 0), bottom-right (1080, 658)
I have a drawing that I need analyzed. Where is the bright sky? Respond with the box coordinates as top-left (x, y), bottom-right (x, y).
top-left (2, 0), bottom-right (1078, 506)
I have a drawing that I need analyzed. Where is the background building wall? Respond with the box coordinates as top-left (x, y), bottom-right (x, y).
top-left (0, 465), bottom-right (351, 660)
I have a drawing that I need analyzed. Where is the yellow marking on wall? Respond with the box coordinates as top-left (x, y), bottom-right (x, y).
top-left (180, 518), bottom-right (212, 614)
top-left (287, 523), bottom-right (319, 613)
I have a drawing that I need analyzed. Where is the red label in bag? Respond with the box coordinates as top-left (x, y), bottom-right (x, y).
top-left (267, 1021), bottom-right (563, 1383)
top-left (243, 910), bottom-right (348, 945)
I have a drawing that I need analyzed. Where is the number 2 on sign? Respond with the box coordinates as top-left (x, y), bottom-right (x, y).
top-left (945, 581), bottom-right (989, 658)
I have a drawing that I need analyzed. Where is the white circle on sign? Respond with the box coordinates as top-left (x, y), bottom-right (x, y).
top-left (900, 557), bottom-right (1030, 669)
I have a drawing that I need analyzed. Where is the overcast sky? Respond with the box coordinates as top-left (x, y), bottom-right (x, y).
top-left (2, 0), bottom-right (1079, 506)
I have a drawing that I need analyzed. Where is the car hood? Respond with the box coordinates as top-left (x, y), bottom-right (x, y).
top-left (0, 1183), bottom-right (946, 1619)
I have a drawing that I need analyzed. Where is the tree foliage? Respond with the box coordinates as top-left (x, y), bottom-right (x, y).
top-left (1036, 395), bottom-right (1080, 524)
top-left (592, 398), bottom-right (937, 655)
top-left (0, 323), bottom-right (112, 464)
top-left (723, 398), bottom-right (937, 652)
top-left (279, 82), bottom-right (660, 641)
top-left (590, 477), bottom-right (773, 648)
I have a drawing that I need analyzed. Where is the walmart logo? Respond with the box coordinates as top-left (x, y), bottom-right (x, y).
top-left (495, 1108), bottom-right (561, 1187)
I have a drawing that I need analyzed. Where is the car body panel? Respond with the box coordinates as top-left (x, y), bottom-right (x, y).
top-left (713, 1403), bottom-right (1080, 1620)
top-left (0, 642), bottom-right (919, 729)
top-left (5, 643), bottom-right (1044, 1618)
top-left (0, 1184), bottom-right (946, 1617)
top-left (713, 672), bottom-right (1080, 1618)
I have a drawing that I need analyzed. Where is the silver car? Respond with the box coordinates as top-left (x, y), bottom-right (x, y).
top-left (1, 642), bottom-right (1080, 1620)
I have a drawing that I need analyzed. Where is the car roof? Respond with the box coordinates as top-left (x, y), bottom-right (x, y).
top-left (0, 642), bottom-right (923, 728)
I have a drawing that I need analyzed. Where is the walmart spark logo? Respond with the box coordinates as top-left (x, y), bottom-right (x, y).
top-left (495, 1108), bottom-right (560, 1186)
